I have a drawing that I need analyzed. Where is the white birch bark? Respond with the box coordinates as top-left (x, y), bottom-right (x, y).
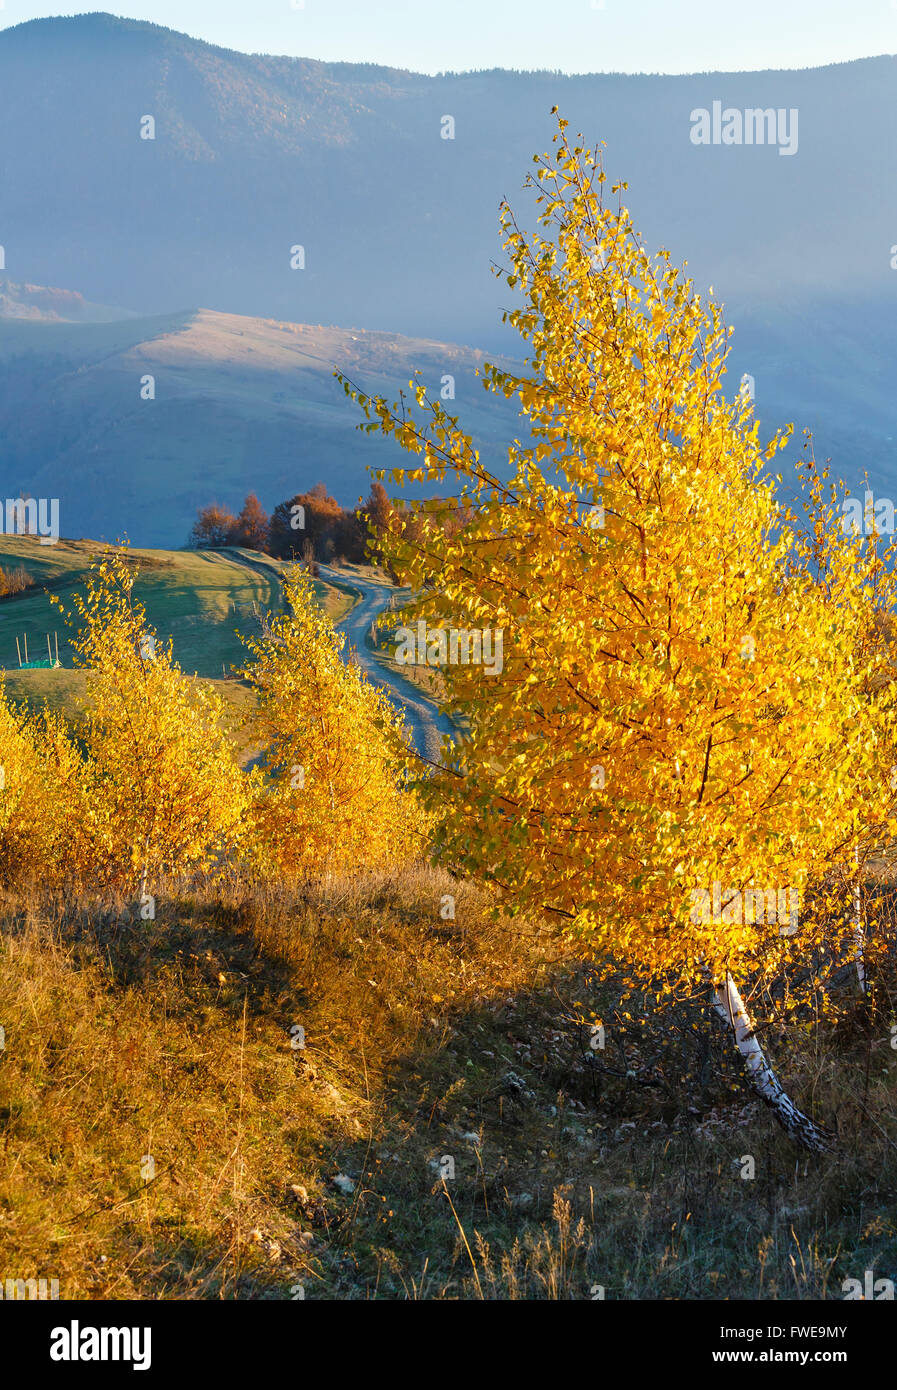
top-left (712, 972), bottom-right (834, 1153)
top-left (852, 850), bottom-right (866, 996)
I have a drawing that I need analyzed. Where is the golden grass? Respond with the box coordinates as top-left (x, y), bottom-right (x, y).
top-left (1, 866), bottom-right (897, 1299)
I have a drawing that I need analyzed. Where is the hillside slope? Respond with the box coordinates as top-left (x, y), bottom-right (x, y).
top-left (0, 536), bottom-right (350, 722)
top-left (0, 309), bottom-right (519, 546)
top-left (2, 13), bottom-right (895, 344)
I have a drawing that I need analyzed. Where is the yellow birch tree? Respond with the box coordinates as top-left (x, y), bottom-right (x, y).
top-left (57, 550), bottom-right (247, 892)
top-left (0, 693), bottom-right (87, 888)
top-left (240, 563), bottom-right (424, 875)
top-left (340, 115), bottom-right (897, 1151)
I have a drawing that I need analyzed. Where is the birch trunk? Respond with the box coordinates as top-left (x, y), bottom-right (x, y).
top-left (852, 850), bottom-right (866, 996)
top-left (712, 973), bottom-right (834, 1153)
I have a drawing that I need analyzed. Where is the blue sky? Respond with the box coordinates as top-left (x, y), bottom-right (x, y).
top-left (0, 0), bottom-right (895, 74)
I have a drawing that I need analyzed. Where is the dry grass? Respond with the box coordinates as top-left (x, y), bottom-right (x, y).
top-left (0, 866), bottom-right (553, 1298)
top-left (0, 565), bottom-right (35, 598)
top-left (1, 865), bottom-right (897, 1299)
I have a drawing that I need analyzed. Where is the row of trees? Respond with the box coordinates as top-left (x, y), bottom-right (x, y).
top-left (189, 485), bottom-right (366, 562)
top-left (189, 482), bottom-right (472, 569)
top-left (0, 551), bottom-right (425, 893)
top-left (188, 493), bottom-right (270, 551)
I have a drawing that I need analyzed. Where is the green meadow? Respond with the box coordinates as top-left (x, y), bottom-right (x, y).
top-left (0, 536), bottom-right (353, 717)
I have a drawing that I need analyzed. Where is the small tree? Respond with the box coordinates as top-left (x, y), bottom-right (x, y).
top-left (240, 564), bottom-right (425, 875)
top-left (231, 493), bottom-right (270, 552)
top-left (269, 484), bottom-right (342, 561)
top-left (57, 551), bottom-right (248, 892)
top-left (0, 692), bottom-right (87, 889)
top-left (362, 481), bottom-right (394, 557)
top-left (341, 116), bottom-right (897, 1151)
top-left (190, 503), bottom-right (238, 549)
top-left (331, 506), bottom-right (368, 564)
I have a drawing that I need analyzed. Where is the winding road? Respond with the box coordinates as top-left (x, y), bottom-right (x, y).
top-left (217, 549), bottom-right (455, 764)
top-left (317, 563), bottom-right (456, 764)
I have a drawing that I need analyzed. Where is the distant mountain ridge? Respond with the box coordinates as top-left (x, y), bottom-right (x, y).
top-left (1, 14), bottom-right (897, 533)
top-left (0, 276), bottom-right (137, 322)
top-left (2, 14), bottom-right (896, 342)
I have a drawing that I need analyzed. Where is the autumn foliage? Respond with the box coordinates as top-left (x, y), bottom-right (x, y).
top-left (0, 694), bottom-right (83, 886)
top-left (0, 548), bottom-right (422, 894)
top-left (239, 564), bottom-right (425, 875)
top-left (3, 121), bottom-right (897, 1154)
top-left (341, 116), bottom-right (897, 1012)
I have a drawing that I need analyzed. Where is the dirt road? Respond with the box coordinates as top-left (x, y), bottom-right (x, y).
top-left (317, 563), bottom-right (456, 764)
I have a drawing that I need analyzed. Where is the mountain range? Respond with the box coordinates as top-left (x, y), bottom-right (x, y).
top-left (0, 13), bottom-right (895, 541)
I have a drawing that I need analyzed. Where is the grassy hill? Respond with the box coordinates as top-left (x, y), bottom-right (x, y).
top-left (0, 308), bottom-right (519, 547)
top-left (0, 536), bottom-right (353, 723)
top-left (1, 546), bottom-right (897, 1302)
